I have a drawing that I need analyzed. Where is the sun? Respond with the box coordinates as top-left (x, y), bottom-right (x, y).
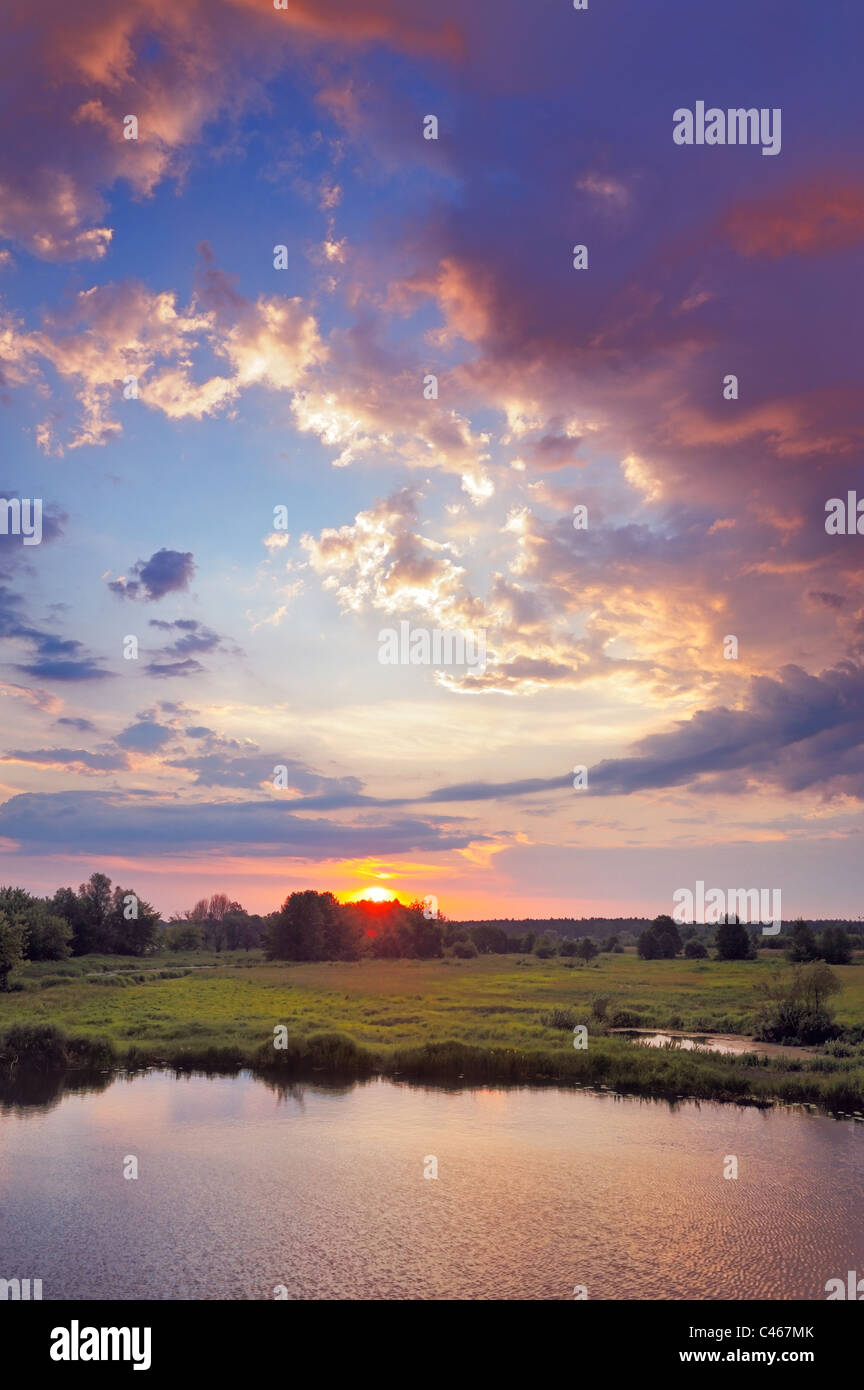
top-left (342, 886), bottom-right (397, 904)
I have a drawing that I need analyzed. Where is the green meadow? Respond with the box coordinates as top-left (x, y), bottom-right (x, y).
top-left (2, 950), bottom-right (864, 1112)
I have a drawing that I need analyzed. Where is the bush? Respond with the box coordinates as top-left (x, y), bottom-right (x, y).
top-left (684, 939), bottom-right (708, 959)
top-left (716, 918), bottom-right (754, 960)
top-left (753, 1001), bottom-right (839, 1046)
top-left (0, 1022), bottom-right (115, 1071)
top-left (539, 1007), bottom-right (580, 1031)
top-left (449, 939), bottom-right (478, 958)
top-left (820, 926), bottom-right (852, 965)
top-left (252, 1030), bottom-right (375, 1076)
top-left (163, 922), bottom-right (204, 952)
top-left (608, 1009), bottom-right (646, 1028)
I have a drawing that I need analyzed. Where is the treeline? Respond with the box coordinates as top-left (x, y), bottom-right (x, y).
top-left (164, 893), bottom-right (267, 953)
top-left (459, 917), bottom-right (651, 939)
top-left (636, 915), bottom-right (857, 964)
top-left (168, 894), bottom-right (614, 961)
top-left (2, 876), bottom-right (860, 989)
top-left (0, 874), bottom-right (161, 989)
top-left (462, 916), bottom-right (864, 942)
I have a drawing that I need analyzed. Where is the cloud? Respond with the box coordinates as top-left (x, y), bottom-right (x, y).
top-left (148, 618), bottom-right (232, 658)
top-left (2, 747), bottom-right (130, 774)
top-left (14, 657), bottom-right (115, 683)
top-left (0, 592), bottom-right (114, 684)
top-left (56, 716), bottom-right (97, 732)
top-left (109, 549), bottom-right (196, 601)
top-left (2, 261), bottom-right (326, 451)
top-left (143, 658), bottom-right (206, 680)
top-left (722, 181), bottom-right (864, 259)
top-left (0, 682), bottom-right (63, 713)
top-left (0, 0), bottom-right (462, 262)
top-left (165, 751), bottom-right (363, 794)
top-left (115, 720), bottom-right (176, 754)
top-left (0, 790), bottom-right (479, 858)
top-left (425, 774), bottom-right (570, 803)
top-left (587, 662), bottom-right (864, 800)
top-left (302, 487), bottom-right (486, 631)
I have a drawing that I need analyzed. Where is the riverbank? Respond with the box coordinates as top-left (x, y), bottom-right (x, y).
top-left (2, 951), bottom-right (863, 1111)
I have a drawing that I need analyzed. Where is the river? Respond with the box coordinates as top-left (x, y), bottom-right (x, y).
top-left (1, 1070), bottom-right (861, 1300)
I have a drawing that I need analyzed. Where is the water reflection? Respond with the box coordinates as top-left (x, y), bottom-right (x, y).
top-left (0, 1068), bottom-right (861, 1300)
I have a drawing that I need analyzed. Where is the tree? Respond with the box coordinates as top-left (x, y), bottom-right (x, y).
top-left (471, 924), bottom-right (509, 954)
top-left (819, 925), bottom-right (852, 965)
top-left (50, 886), bottom-right (90, 954)
top-left (754, 962), bottom-right (841, 1045)
top-left (265, 890), bottom-right (345, 961)
top-left (637, 916), bottom-right (681, 959)
top-left (796, 961), bottom-right (842, 1010)
top-left (75, 872), bottom-right (114, 953)
top-left (575, 937), bottom-right (598, 964)
top-left (405, 901), bottom-right (445, 958)
top-left (715, 916), bottom-right (752, 961)
top-left (637, 927), bottom-right (660, 960)
top-left (0, 911), bottom-right (26, 990)
top-left (163, 921), bottom-right (204, 952)
top-left (51, 875), bottom-right (159, 955)
top-left (650, 915), bottom-right (682, 958)
top-left (788, 919), bottom-right (818, 963)
top-left (0, 887), bottom-right (71, 961)
top-left (106, 887), bottom-right (160, 956)
top-left (684, 938), bottom-right (708, 959)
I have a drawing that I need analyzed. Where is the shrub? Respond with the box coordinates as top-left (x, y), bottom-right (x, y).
top-left (539, 1007), bottom-right (580, 1031)
top-left (0, 1022), bottom-right (115, 1071)
top-left (608, 1008), bottom-right (646, 1028)
top-left (252, 1030), bottom-right (375, 1076)
top-left (753, 1001), bottom-right (840, 1046)
top-left (449, 939), bottom-right (478, 958)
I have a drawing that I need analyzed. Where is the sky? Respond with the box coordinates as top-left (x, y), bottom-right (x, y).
top-left (1, 0), bottom-right (863, 922)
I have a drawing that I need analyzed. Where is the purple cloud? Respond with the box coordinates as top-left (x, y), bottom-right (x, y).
top-left (109, 549), bottom-right (196, 601)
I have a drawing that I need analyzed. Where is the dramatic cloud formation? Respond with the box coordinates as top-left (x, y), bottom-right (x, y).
top-left (1, 0), bottom-right (862, 916)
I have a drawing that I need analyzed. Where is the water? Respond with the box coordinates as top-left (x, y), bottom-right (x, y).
top-left (614, 1030), bottom-right (821, 1059)
top-left (1, 1070), bottom-right (862, 1300)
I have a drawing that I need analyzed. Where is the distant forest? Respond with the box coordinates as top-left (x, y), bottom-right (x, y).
top-left (1, 874), bottom-right (861, 990)
top-left (459, 917), bottom-right (864, 937)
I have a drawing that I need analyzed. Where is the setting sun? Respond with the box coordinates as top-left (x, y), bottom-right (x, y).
top-left (342, 887), bottom-right (398, 904)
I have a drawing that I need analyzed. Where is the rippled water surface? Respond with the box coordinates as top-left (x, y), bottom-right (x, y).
top-left (1, 1070), bottom-right (862, 1300)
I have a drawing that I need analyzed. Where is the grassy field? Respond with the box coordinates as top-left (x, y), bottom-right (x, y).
top-left (2, 950), bottom-right (864, 1111)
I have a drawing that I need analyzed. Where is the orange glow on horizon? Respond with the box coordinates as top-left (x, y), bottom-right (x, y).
top-left (341, 886), bottom-right (399, 904)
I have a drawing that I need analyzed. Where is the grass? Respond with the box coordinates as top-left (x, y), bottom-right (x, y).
top-left (2, 950), bottom-right (863, 1111)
